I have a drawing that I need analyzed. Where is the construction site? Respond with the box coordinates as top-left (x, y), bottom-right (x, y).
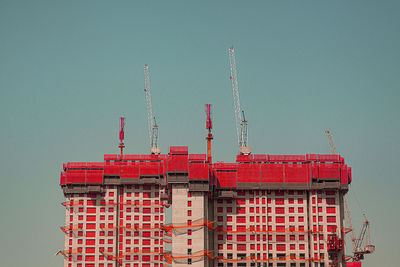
top-left (57, 48), bottom-right (374, 267)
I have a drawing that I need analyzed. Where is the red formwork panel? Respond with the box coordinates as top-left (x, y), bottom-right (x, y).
top-left (348, 167), bottom-right (352, 184)
top-left (268, 155), bottom-right (285, 162)
top-left (86, 162), bottom-right (104, 169)
top-left (339, 156), bottom-right (345, 164)
top-left (236, 154), bottom-right (253, 162)
top-left (140, 161), bottom-right (162, 176)
top-left (261, 164), bottom-right (284, 183)
top-left (86, 169), bottom-right (103, 183)
top-left (340, 165), bottom-right (348, 184)
top-left (347, 262), bottom-right (361, 267)
top-left (319, 163), bottom-right (341, 179)
top-left (306, 154), bottom-right (318, 162)
top-left (140, 154), bottom-right (160, 161)
top-left (188, 163), bottom-right (209, 180)
top-left (67, 162), bottom-right (87, 169)
top-left (253, 154), bottom-right (267, 162)
top-left (120, 162), bottom-right (140, 178)
top-left (169, 146), bottom-right (188, 155)
top-left (319, 154), bottom-right (341, 162)
top-left (215, 171), bottom-right (237, 188)
top-left (123, 155), bottom-right (141, 161)
top-left (60, 171), bottom-right (66, 185)
top-left (104, 161), bottom-right (120, 176)
top-left (284, 155), bottom-right (306, 162)
top-left (285, 163), bottom-right (309, 183)
top-left (104, 154), bottom-right (120, 161)
top-left (237, 164), bottom-right (260, 183)
top-left (188, 154), bottom-right (207, 162)
top-left (310, 162), bottom-right (319, 178)
top-left (66, 169), bottom-right (86, 184)
top-left (167, 155), bottom-right (188, 172)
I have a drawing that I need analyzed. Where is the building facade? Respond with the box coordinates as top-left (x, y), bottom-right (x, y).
top-left (59, 147), bottom-right (351, 267)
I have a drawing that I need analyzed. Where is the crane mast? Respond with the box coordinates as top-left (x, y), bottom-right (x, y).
top-left (325, 130), bottom-right (337, 155)
top-left (229, 47), bottom-right (251, 155)
top-left (325, 129), bottom-right (374, 264)
top-left (144, 64), bottom-right (160, 155)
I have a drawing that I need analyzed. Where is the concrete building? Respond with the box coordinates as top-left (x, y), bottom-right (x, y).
top-left (59, 147), bottom-right (351, 267)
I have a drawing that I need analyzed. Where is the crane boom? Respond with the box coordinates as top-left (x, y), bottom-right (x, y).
top-left (325, 130), bottom-right (337, 155)
top-left (144, 65), bottom-right (160, 154)
top-left (229, 47), bottom-right (251, 155)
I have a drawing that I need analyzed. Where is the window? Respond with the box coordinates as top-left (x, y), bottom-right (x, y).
top-left (188, 239), bottom-right (192, 245)
top-left (326, 198), bottom-right (335, 205)
top-left (187, 210), bottom-right (192, 216)
top-left (275, 207), bottom-right (285, 214)
top-left (276, 235), bottom-right (285, 242)
top-left (327, 207), bottom-right (336, 214)
top-left (276, 244), bottom-right (286, 251)
top-left (237, 216), bottom-right (246, 223)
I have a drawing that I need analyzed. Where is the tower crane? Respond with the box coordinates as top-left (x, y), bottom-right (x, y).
top-left (324, 129), bottom-right (374, 264)
top-left (229, 47), bottom-right (251, 155)
top-left (205, 104), bottom-right (213, 163)
top-left (144, 64), bottom-right (161, 155)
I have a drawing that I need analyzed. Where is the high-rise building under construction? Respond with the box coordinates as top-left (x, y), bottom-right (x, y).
top-left (58, 146), bottom-right (353, 267)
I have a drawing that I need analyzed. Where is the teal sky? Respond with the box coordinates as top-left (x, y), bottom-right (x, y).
top-left (1, 1), bottom-right (399, 266)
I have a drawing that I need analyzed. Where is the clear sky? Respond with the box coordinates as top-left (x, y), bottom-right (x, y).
top-left (0, 0), bottom-right (399, 266)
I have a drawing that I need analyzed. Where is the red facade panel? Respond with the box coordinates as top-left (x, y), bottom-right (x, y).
top-left (284, 164), bottom-right (309, 183)
top-left (340, 165), bottom-right (348, 184)
top-left (188, 154), bottom-right (207, 162)
top-left (319, 154), bottom-right (340, 162)
top-left (66, 170), bottom-right (85, 184)
top-left (167, 155), bottom-right (188, 172)
top-left (86, 170), bottom-right (103, 184)
top-left (188, 163), bottom-right (209, 180)
top-left (120, 162), bottom-right (140, 178)
top-left (261, 164), bottom-right (284, 183)
top-left (215, 171), bottom-right (236, 188)
top-left (104, 162), bottom-right (120, 176)
top-left (237, 164), bottom-right (260, 183)
top-left (347, 262), bottom-right (362, 267)
top-left (268, 155), bottom-right (285, 162)
top-left (319, 163), bottom-right (340, 179)
top-left (123, 155), bottom-right (141, 161)
top-left (60, 171), bottom-right (66, 185)
top-left (104, 154), bottom-right (120, 161)
top-left (236, 155), bottom-right (253, 162)
top-left (140, 161), bottom-right (162, 176)
top-left (169, 146), bottom-right (188, 155)
top-left (253, 154), bottom-right (267, 162)
top-left (284, 155), bottom-right (306, 162)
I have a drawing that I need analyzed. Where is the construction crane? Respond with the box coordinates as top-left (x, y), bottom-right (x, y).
top-left (144, 64), bottom-right (160, 155)
top-left (229, 47), bottom-right (251, 155)
top-left (205, 104), bottom-right (213, 163)
top-left (119, 117), bottom-right (126, 156)
top-left (324, 129), bottom-right (374, 264)
top-left (325, 130), bottom-right (337, 155)
top-left (344, 198), bottom-right (375, 262)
